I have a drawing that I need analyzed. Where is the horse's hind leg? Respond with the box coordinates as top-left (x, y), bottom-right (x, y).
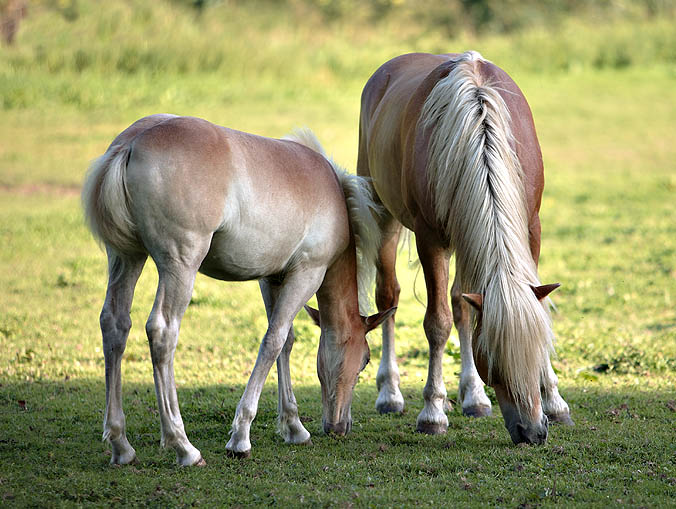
top-left (374, 217), bottom-right (404, 414)
top-left (259, 278), bottom-right (312, 446)
top-left (146, 245), bottom-right (209, 467)
top-left (100, 249), bottom-right (146, 465)
top-left (451, 269), bottom-right (492, 418)
top-left (415, 225), bottom-right (452, 434)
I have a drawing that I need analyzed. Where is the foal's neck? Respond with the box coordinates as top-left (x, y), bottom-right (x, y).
top-left (316, 247), bottom-right (361, 332)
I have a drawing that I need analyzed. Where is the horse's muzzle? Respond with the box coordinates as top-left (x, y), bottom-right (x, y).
top-left (323, 419), bottom-right (352, 436)
top-left (508, 414), bottom-right (549, 445)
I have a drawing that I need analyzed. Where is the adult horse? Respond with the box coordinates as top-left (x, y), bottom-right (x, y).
top-left (357, 52), bottom-right (572, 445)
top-left (82, 115), bottom-right (394, 465)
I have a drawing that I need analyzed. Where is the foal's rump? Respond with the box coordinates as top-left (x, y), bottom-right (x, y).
top-left (83, 116), bottom-right (350, 279)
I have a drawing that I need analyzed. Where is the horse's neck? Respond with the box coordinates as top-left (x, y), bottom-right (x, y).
top-left (316, 247), bottom-right (361, 332)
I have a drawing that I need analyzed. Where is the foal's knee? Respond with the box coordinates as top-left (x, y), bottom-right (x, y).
top-left (146, 315), bottom-right (177, 363)
top-left (100, 308), bottom-right (132, 354)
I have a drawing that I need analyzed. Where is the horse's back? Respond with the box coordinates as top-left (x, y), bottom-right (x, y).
top-left (359, 53), bottom-right (544, 229)
top-left (123, 116), bottom-right (349, 279)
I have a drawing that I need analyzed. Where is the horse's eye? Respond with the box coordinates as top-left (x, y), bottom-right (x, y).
top-left (362, 351), bottom-right (371, 371)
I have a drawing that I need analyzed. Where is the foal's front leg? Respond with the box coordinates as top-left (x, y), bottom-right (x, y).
top-left (259, 279), bottom-right (312, 446)
top-left (415, 227), bottom-right (452, 434)
top-left (226, 268), bottom-right (325, 458)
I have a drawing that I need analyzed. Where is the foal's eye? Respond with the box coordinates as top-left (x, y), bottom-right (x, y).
top-left (361, 352), bottom-right (371, 371)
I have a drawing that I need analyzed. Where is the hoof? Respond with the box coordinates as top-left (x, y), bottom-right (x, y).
top-left (416, 421), bottom-right (448, 435)
top-left (110, 454), bottom-right (137, 466)
top-left (226, 448), bottom-right (252, 459)
top-left (547, 412), bottom-right (574, 426)
top-left (376, 401), bottom-right (405, 415)
top-left (299, 438), bottom-right (313, 446)
top-left (191, 456), bottom-right (207, 467)
top-left (463, 405), bottom-right (492, 418)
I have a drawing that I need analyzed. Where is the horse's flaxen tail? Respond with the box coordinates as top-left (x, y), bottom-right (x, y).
top-left (283, 128), bottom-right (382, 314)
top-left (81, 143), bottom-right (140, 255)
top-left (421, 51), bottom-right (553, 409)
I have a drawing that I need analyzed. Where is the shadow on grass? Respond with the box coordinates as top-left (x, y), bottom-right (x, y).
top-left (1, 379), bottom-right (675, 506)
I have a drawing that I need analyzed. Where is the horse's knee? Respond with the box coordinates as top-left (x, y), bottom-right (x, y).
top-left (376, 279), bottom-right (400, 311)
top-left (423, 309), bottom-right (452, 348)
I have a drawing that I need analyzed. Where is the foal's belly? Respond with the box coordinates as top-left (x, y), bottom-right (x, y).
top-left (198, 228), bottom-right (302, 282)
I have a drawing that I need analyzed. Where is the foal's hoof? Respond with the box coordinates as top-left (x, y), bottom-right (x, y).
top-left (299, 438), bottom-right (313, 447)
top-left (110, 456), bottom-right (137, 467)
top-left (547, 412), bottom-right (575, 426)
top-left (463, 405), bottom-right (492, 418)
top-left (416, 421), bottom-right (448, 435)
top-left (226, 448), bottom-right (252, 459)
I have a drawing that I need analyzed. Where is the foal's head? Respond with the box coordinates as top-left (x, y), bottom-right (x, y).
top-left (463, 283), bottom-right (560, 445)
top-left (306, 306), bottom-right (394, 436)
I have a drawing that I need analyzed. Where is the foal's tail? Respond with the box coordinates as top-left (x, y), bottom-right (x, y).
top-left (81, 143), bottom-right (138, 254)
top-left (421, 51), bottom-right (552, 408)
top-left (283, 128), bottom-right (382, 314)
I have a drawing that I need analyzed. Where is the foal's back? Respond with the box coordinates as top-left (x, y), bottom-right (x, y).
top-left (121, 115), bottom-right (350, 280)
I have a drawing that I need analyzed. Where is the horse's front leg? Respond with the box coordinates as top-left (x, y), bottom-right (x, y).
top-left (259, 279), bottom-right (312, 446)
top-left (415, 224), bottom-right (452, 434)
top-left (146, 248), bottom-right (208, 467)
top-left (100, 250), bottom-right (146, 465)
top-left (541, 353), bottom-right (574, 425)
top-left (227, 268), bottom-right (325, 458)
top-left (374, 217), bottom-right (404, 414)
top-left (451, 269), bottom-right (492, 417)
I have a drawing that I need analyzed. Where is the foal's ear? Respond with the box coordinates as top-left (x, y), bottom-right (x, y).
top-left (362, 307), bottom-right (397, 333)
top-left (304, 305), bottom-right (321, 327)
top-left (462, 293), bottom-right (483, 311)
top-left (530, 283), bottom-right (561, 301)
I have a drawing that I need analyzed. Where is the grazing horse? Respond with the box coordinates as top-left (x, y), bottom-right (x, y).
top-left (357, 52), bottom-right (573, 445)
top-left (82, 115), bottom-right (394, 465)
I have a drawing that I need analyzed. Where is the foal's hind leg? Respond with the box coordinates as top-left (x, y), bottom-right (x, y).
top-left (100, 249), bottom-right (146, 465)
top-left (146, 247), bottom-right (209, 467)
top-left (451, 269), bottom-right (492, 418)
top-left (374, 218), bottom-right (404, 414)
top-left (259, 278), bottom-right (312, 446)
top-left (227, 268), bottom-right (325, 458)
top-left (415, 226), bottom-right (452, 434)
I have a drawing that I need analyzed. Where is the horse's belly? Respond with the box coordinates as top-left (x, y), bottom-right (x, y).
top-left (199, 229), bottom-right (300, 281)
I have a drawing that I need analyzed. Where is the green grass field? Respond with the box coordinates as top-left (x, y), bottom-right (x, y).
top-left (1, 1), bottom-right (675, 506)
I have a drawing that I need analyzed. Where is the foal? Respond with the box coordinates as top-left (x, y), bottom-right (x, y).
top-left (83, 115), bottom-right (393, 465)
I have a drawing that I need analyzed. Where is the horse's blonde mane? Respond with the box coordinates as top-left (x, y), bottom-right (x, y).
top-left (283, 128), bottom-right (381, 314)
top-left (421, 51), bottom-right (553, 409)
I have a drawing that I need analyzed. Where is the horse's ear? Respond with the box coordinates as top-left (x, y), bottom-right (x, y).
top-left (304, 305), bottom-right (321, 327)
top-left (462, 293), bottom-right (483, 311)
top-left (530, 283), bottom-right (561, 301)
top-left (363, 307), bottom-right (397, 333)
